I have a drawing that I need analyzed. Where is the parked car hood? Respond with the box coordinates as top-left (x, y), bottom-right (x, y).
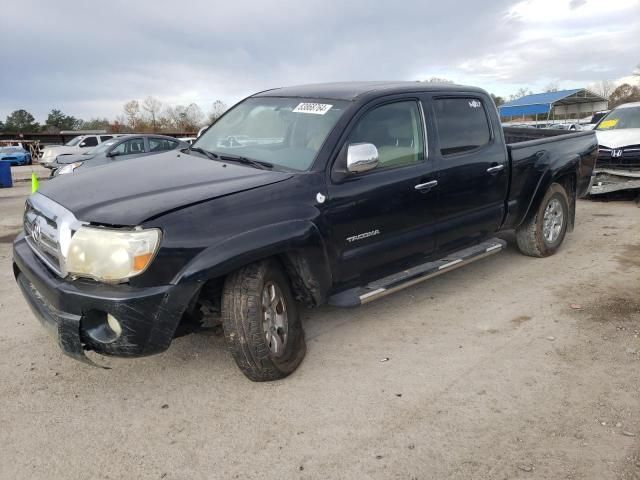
top-left (56, 153), bottom-right (96, 164)
top-left (38, 151), bottom-right (294, 225)
top-left (0, 151), bottom-right (25, 158)
top-left (595, 128), bottom-right (640, 148)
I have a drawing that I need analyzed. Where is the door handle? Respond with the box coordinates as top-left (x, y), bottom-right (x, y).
top-left (486, 164), bottom-right (505, 174)
top-left (414, 180), bottom-right (438, 191)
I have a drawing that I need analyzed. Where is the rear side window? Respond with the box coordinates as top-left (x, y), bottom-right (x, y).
top-left (434, 98), bottom-right (491, 155)
top-left (100, 135), bottom-right (113, 142)
top-left (149, 138), bottom-right (178, 152)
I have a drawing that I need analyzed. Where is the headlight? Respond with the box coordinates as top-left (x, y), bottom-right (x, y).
top-left (66, 227), bottom-right (161, 282)
top-left (57, 162), bottom-right (83, 175)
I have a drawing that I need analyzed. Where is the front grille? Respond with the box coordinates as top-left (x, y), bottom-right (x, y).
top-left (597, 145), bottom-right (640, 169)
top-left (24, 204), bottom-right (64, 276)
top-left (23, 194), bottom-right (83, 278)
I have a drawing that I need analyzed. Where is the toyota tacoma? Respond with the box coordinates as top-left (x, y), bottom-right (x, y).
top-left (13, 82), bottom-right (598, 381)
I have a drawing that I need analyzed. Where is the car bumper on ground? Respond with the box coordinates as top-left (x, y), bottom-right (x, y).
top-left (589, 169), bottom-right (640, 195)
top-left (12, 234), bottom-right (199, 365)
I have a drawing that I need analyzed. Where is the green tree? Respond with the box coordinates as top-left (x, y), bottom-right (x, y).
top-left (81, 118), bottom-right (112, 130)
top-left (490, 94), bottom-right (505, 107)
top-left (4, 109), bottom-right (40, 132)
top-left (44, 109), bottom-right (82, 132)
top-left (0, 120), bottom-right (4, 132)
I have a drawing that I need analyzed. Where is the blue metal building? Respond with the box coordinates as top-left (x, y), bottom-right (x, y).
top-left (499, 89), bottom-right (608, 121)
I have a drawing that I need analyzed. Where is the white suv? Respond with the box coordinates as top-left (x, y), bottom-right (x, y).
top-left (41, 134), bottom-right (123, 166)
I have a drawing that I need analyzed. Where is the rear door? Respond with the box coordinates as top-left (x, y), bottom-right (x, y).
top-left (426, 94), bottom-right (508, 252)
top-left (326, 98), bottom-right (439, 283)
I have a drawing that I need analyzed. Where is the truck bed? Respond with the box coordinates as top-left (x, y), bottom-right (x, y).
top-left (501, 128), bottom-right (598, 230)
top-left (503, 126), bottom-right (581, 144)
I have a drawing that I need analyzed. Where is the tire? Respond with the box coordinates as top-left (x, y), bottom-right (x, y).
top-left (221, 259), bottom-right (306, 381)
top-left (516, 183), bottom-right (569, 257)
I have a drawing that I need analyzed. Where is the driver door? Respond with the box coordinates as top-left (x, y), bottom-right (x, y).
top-left (326, 99), bottom-right (439, 284)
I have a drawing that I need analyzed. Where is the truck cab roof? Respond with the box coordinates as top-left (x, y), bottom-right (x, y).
top-left (254, 81), bottom-right (486, 101)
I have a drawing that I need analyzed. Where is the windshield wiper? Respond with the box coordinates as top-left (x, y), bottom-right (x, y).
top-left (184, 146), bottom-right (219, 160)
top-left (216, 153), bottom-right (273, 170)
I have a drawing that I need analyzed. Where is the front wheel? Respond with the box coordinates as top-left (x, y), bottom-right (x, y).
top-left (221, 259), bottom-right (306, 381)
top-left (516, 183), bottom-right (569, 257)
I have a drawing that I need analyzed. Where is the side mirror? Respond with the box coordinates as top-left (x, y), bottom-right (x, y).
top-left (347, 143), bottom-right (379, 174)
top-left (79, 142), bottom-right (87, 148)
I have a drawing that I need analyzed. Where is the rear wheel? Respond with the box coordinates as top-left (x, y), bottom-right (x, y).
top-left (221, 259), bottom-right (306, 381)
top-left (516, 183), bottom-right (569, 257)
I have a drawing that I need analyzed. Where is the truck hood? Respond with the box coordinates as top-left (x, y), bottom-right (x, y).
top-left (42, 145), bottom-right (81, 161)
top-left (38, 151), bottom-right (293, 225)
top-left (595, 128), bottom-right (640, 148)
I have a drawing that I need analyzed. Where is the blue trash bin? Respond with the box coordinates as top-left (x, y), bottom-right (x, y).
top-left (0, 162), bottom-right (12, 188)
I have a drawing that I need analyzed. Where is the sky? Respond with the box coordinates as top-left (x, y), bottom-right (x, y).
top-left (1, 0), bottom-right (638, 123)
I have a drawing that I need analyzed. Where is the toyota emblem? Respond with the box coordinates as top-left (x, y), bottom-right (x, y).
top-left (31, 221), bottom-right (42, 244)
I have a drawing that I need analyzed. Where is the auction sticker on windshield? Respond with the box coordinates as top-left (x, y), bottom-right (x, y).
top-left (598, 119), bottom-right (618, 130)
top-left (293, 103), bottom-right (333, 115)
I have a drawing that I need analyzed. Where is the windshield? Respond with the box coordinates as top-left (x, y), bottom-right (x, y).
top-left (194, 97), bottom-right (349, 170)
top-left (0, 147), bottom-right (21, 153)
top-left (86, 139), bottom-right (118, 154)
top-left (65, 136), bottom-right (83, 146)
top-left (596, 106), bottom-right (640, 131)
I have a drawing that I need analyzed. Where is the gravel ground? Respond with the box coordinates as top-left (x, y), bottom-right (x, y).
top-left (0, 185), bottom-right (638, 480)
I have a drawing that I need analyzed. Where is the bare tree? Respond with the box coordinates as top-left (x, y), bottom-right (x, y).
top-left (422, 77), bottom-right (454, 84)
top-left (588, 80), bottom-right (614, 99)
top-left (142, 97), bottom-right (163, 131)
top-left (508, 88), bottom-right (533, 102)
top-left (544, 82), bottom-right (559, 93)
top-left (609, 83), bottom-right (640, 108)
top-left (164, 103), bottom-right (204, 131)
top-left (123, 100), bottom-right (141, 130)
top-left (208, 100), bottom-right (228, 123)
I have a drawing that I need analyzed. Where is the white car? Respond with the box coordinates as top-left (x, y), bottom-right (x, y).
top-left (591, 102), bottom-right (640, 195)
top-left (40, 134), bottom-right (123, 167)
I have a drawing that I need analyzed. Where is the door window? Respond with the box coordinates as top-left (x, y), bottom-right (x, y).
top-left (346, 101), bottom-right (424, 170)
top-left (434, 98), bottom-right (491, 155)
top-left (149, 138), bottom-right (178, 152)
top-left (111, 138), bottom-right (146, 156)
top-left (80, 136), bottom-right (98, 147)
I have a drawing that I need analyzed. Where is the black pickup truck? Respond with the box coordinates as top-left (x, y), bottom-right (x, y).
top-left (13, 82), bottom-right (598, 381)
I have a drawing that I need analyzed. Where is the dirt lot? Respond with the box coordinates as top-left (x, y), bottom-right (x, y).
top-left (0, 184), bottom-right (638, 480)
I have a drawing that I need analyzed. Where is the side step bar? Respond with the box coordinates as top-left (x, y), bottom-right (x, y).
top-left (328, 238), bottom-right (507, 307)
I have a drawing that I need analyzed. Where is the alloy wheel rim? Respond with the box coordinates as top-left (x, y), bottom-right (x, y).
top-left (261, 282), bottom-right (288, 357)
top-left (542, 198), bottom-right (564, 244)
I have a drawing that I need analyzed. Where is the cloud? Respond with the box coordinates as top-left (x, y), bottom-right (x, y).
top-left (0, 0), bottom-right (638, 121)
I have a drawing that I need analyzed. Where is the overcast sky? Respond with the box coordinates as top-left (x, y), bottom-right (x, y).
top-left (1, 0), bottom-right (638, 122)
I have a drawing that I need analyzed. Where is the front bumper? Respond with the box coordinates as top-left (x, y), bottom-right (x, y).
top-left (589, 169), bottom-right (640, 195)
top-left (13, 234), bottom-right (199, 364)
